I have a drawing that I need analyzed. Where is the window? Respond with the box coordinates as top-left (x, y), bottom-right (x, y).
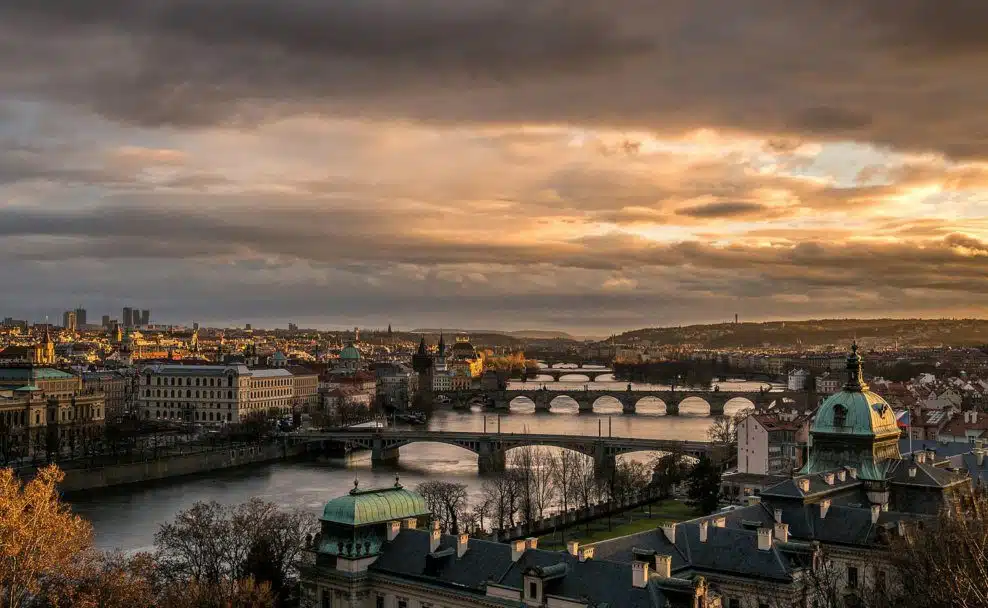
top-left (397, 601), bottom-right (407, 608)
top-left (729, 600), bottom-right (740, 608)
top-left (375, 597), bottom-right (384, 608)
top-left (321, 589), bottom-right (331, 608)
top-left (847, 566), bottom-right (858, 588)
top-left (833, 404), bottom-right (847, 428)
top-left (529, 582), bottom-right (538, 599)
top-left (876, 569), bottom-right (886, 589)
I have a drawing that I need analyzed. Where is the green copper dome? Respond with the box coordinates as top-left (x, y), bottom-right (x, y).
top-left (321, 482), bottom-right (429, 527)
top-left (812, 390), bottom-right (900, 437)
top-left (339, 343), bottom-right (361, 360)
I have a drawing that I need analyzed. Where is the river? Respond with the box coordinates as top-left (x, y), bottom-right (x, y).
top-left (71, 378), bottom-right (776, 551)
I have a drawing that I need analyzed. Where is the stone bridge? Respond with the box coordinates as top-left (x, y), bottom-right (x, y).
top-left (301, 429), bottom-right (720, 475)
top-left (439, 388), bottom-right (810, 416)
top-left (521, 368), bottom-right (615, 382)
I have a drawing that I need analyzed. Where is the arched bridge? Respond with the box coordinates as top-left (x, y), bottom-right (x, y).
top-left (439, 388), bottom-right (811, 416)
top-left (521, 368), bottom-right (615, 382)
top-left (301, 429), bottom-right (720, 474)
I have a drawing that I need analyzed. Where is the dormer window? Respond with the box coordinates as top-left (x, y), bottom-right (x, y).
top-left (833, 404), bottom-right (847, 428)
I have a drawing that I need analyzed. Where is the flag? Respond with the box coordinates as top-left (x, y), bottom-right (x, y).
top-left (896, 410), bottom-right (911, 428)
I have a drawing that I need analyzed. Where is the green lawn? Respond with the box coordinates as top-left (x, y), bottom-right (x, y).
top-left (537, 499), bottom-right (698, 550)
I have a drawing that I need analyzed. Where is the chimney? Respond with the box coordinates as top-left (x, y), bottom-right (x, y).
top-left (713, 517), bottom-right (726, 528)
top-left (654, 554), bottom-right (672, 578)
top-left (926, 449), bottom-right (936, 463)
top-left (897, 520), bottom-right (906, 537)
top-left (824, 472), bottom-right (835, 486)
top-left (632, 561), bottom-right (650, 588)
top-left (773, 508), bottom-right (783, 524)
top-left (909, 465), bottom-right (917, 478)
top-left (847, 467), bottom-right (857, 479)
top-left (387, 520), bottom-right (401, 542)
top-left (579, 546), bottom-right (595, 562)
top-left (798, 478), bottom-right (810, 493)
top-left (819, 499), bottom-right (831, 519)
top-left (567, 541), bottom-right (580, 557)
top-left (429, 521), bottom-right (441, 553)
top-left (757, 527), bottom-right (773, 551)
top-left (977, 449), bottom-right (985, 467)
top-left (915, 452), bottom-right (926, 464)
top-left (403, 517), bottom-right (418, 529)
top-left (871, 504), bottom-right (881, 524)
top-left (525, 537), bottom-right (539, 551)
top-left (662, 523), bottom-right (677, 543)
top-left (699, 521), bottom-right (709, 543)
top-left (457, 533), bottom-right (469, 558)
top-left (773, 522), bottom-right (789, 544)
top-left (837, 470), bottom-right (846, 483)
top-left (511, 540), bottom-right (526, 562)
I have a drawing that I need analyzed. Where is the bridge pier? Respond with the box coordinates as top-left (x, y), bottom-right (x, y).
top-left (478, 440), bottom-right (506, 473)
top-left (372, 438), bottom-right (400, 465)
top-left (666, 401), bottom-right (680, 416)
top-left (577, 397), bottom-right (594, 414)
top-left (709, 399), bottom-right (727, 417)
top-left (593, 449), bottom-right (616, 477)
top-left (534, 393), bottom-right (551, 413)
top-left (621, 399), bottom-right (636, 414)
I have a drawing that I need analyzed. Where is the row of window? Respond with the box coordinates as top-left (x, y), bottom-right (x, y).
top-left (146, 389), bottom-right (236, 399)
top-left (148, 375), bottom-right (235, 387)
top-left (148, 410), bottom-right (233, 422)
top-left (145, 402), bottom-right (232, 410)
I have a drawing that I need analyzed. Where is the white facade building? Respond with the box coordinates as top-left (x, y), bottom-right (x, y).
top-left (787, 368), bottom-right (810, 391)
top-left (138, 364), bottom-right (303, 424)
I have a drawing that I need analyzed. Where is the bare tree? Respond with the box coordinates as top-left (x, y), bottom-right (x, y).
top-left (554, 449), bottom-right (583, 513)
top-left (480, 472), bottom-right (521, 530)
top-left (511, 447), bottom-right (558, 521)
top-left (416, 480), bottom-right (469, 534)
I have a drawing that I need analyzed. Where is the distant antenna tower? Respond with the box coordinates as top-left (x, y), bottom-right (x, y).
top-left (735, 313), bottom-right (739, 325)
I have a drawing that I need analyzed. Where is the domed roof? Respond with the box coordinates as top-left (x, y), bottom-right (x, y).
top-left (339, 343), bottom-right (361, 360)
top-left (810, 344), bottom-right (900, 438)
top-left (321, 481), bottom-right (429, 526)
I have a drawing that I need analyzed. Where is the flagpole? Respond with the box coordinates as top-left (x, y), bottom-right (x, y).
top-left (908, 407), bottom-right (913, 455)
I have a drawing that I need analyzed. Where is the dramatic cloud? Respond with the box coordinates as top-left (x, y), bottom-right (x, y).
top-left (0, 1), bottom-right (986, 331)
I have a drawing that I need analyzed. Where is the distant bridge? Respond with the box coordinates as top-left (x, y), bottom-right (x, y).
top-left (521, 368), bottom-right (615, 382)
top-left (300, 429), bottom-right (720, 474)
top-left (438, 388), bottom-right (811, 416)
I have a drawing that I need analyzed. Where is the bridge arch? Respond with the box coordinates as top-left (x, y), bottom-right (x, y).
top-left (557, 373), bottom-right (592, 382)
top-left (676, 396), bottom-right (712, 416)
top-left (723, 396), bottom-right (756, 416)
top-left (631, 396), bottom-right (668, 415)
top-left (589, 395), bottom-right (624, 414)
top-left (547, 394), bottom-right (580, 413)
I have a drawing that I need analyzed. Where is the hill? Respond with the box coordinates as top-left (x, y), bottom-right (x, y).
top-left (615, 318), bottom-right (988, 349)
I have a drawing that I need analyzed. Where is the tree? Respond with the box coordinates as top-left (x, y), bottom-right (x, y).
top-left (417, 481), bottom-right (469, 534)
top-left (686, 456), bottom-right (721, 515)
top-left (0, 465), bottom-right (93, 608)
top-left (480, 472), bottom-right (521, 530)
top-left (651, 450), bottom-right (689, 497)
top-left (553, 449), bottom-right (583, 513)
top-left (153, 498), bottom-right (317, 607)
top-left (510, 447), bottom-right (557, 522)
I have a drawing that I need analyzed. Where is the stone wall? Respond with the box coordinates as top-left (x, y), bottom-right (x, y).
top-left (58, 441), bottom-right (305, 494)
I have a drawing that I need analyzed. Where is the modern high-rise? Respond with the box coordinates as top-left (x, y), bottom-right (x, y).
top-left (122, 307), bottom-right (134, 328)
top-left (74, 308), bottom-right (87, 327)
top-left (62, 311), bottom-right (77, 332)
top-left (101, 315), bottom-right (111, 328)
top-left (140, 309), bottom-right (150, 326)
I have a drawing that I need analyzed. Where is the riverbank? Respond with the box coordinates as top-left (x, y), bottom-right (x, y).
top-left (53, 440), bottom-right (307, 495)
top-left (537, 499), bottom-right (698, 550)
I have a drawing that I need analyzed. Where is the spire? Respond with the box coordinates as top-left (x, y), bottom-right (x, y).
top-left (438, 331), bottom-right (446, 357)
top-left (417, 336), bottom-right (427, 355)
top-left (844, 342), bottom-right (868, 391)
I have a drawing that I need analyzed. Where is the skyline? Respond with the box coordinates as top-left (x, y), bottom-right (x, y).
top-left (2, 1), bottom-right (988, 333)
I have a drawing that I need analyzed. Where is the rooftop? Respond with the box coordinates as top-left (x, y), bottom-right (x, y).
top-left (321, 481), bottom-right (429, 527)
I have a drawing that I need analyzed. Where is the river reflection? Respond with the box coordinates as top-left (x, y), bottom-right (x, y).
top-left (72, 379), bottom-right (776, 551)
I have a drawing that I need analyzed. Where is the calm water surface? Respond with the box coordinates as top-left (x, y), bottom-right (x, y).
top-left (72, 379), bottom-right (776, 551)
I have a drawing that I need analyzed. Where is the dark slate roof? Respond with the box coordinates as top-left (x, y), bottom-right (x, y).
top-left (501, 549), bottom-right (660, 608)
top-left (886, 459), bottom-right (968, 488)
top-left (759, 469), bottom-right (863, 502)
top-left (591, 513), bottom-right (797, 582)
top-left (371, 530), bottom-right (512, 590)
top-left (373, 530), bottom-right (700, 608)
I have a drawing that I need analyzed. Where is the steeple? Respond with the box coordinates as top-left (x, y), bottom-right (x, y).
top-left (844, 342), bottom-right (868, 391)
top-left (438, 331), bottom-right (446, 357)
top-left (417, 336), bottom-right (427, 355)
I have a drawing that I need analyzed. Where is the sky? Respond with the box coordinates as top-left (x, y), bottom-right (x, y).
top-left (1, 0), bottom-right (988, 334)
